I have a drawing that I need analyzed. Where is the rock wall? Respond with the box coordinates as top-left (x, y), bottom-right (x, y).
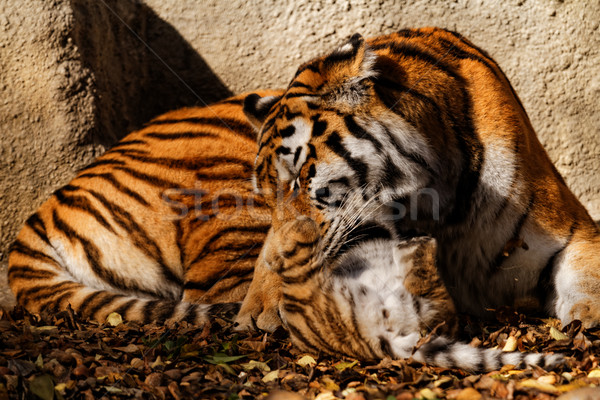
top-left (1, 0), bottom-right (598, 308)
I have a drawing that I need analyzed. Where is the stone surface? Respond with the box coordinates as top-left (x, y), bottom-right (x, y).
top-left (0, 0), bottom-right (598, 308)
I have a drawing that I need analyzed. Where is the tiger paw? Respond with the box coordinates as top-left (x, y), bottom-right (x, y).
top-left (234, 256), bottom-right (283, 332)
top-left (266, 216), bottom-right (321, 276)
top-left (568, 301), bottom-right (600, 329)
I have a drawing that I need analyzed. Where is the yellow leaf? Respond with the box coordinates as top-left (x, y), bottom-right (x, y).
top-left (502, 336), bottom-right (518, 352)
top-left (418, 388), bottom-right (438, 400)
top-left (434, 376), bottom-right (453, 387)
top-left (537, 375), bottom-right (556, 385)
top-left (106, 312), bottom-right (123, 327)
top-left (333, 360), bottom-right (358, 371)
top-left (151, 356), bottom-right (164, 369)
top-left (587, 369), bottom-right (600, 378)
top-left (241, 360), bottom-right (270, 372)
top-left (321, 377), bottom-right (340, 391)
top-left (517, 379), bottom-right (559, 394)
top-left (262, 370), bottom-right (279, 383)
top-left (55, 383), bottom-right (67, 394)
top-left (549, 326), bottom-right (568, 341)
top-left (296, 355), bottom-right (317, 368)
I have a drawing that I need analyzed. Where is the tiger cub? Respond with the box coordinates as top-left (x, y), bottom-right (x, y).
top-left (266, 216), bottom-right (563, 372)
top-left (7, 91), bottom-right (283, 324)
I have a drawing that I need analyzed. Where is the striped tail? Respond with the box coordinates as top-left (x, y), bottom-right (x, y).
top-left (412, 336), bottom-right (564, 372)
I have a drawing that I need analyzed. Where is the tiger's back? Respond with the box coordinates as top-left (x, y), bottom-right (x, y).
top-left (8, 91), bottom-right (282, 323)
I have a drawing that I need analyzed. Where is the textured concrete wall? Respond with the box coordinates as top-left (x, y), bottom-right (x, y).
top-left (1, 0), bottom-right (598, 308)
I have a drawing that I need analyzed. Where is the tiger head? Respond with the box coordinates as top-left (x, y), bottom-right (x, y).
top-left (244, 32), bottom-right (464, 260)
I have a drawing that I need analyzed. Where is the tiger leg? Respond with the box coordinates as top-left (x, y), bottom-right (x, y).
top-left (8, 212), bottom-right (238, 325)
top-left (553, 235), bottom-right (600, 328)
top-left (234, 228), bottom-right (284, 332)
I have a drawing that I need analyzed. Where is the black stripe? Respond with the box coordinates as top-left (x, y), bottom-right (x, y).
top-left (16, 281), bottom-right (79, 305)
top-left (293, 147), bottom-right (302, 166)
top-left (292, 62), bottom-right (321, 79)
top-left (289, 81), bottom-right (313, 90)
top-left (325, 131), bottom-right (369, 188)
top-left (109, 139), bottom-right (148, 150)
top-left (114, 298), bottom-right (139, 320)
top-left (378, 337), bottom-right (394, 358)
top-left (10, 240), bottom-right (59, 268)
top-left (143, 300), bottom-right (161, 324)
top-left (77, 172), bottom-right (151, 207)
top-left (7, 265), bottom-right (56, 281)
top-left (278, 125), bottom-right (296, 138)
top-left (87, 293), bottom-right (125, 320)
top-left (285, 321), bottom-right (321, 353)
top-left (344, 115), bottom-right (383, 151)
top-left (153, 301), bottom-right (178, 322)
top-left (200, 274), bottom-right (255, 299)
top-left (148, 117), bottom-right (254, 139)
top-left (117, 152), bottom-right (253, 173)
top-left (84, 188), bottom-right (182, 287)
top-left (281, 262), bottom-right (321, 285)
top-left (183, 303), bottom-right (198, 324)
top-left (419, 338), bottom-right (452, 364)
top-left (490, 193), bottom-right (535, 271)
top-left (183, 266), bottom-right (254, 293)
top-left (188, 225), bottom-right (270, 267)
top-left (113, 166), bottom-right (180, 188)
top-left (311, 114), bottom-right (327, 137)
top-left (54, 188), bottom-right (116, 234)
top-left (24, 213), bottom-right (51, 247)
top-left (144, 131), bottom-right (218, 140)
top-left (306, 163), bottom-right (317, 181)
top-left (275, 146), bottom-right (291, 155)
top-left (51, 210), bottom-right (162, 297)
top-left (78, 291), bottom-right (104, 317)
top-left (371, 41), bottom-right (462, 82)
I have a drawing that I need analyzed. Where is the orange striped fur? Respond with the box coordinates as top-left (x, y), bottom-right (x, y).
top-left (241, 28), bottom-right (600, 330)
top-left (8, 90), bottom-right (283, 324)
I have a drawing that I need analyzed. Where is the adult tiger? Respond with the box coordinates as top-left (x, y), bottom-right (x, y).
top-left (239, 27), bottom-right (600, 330)
top-left (7, 90), bottom-right (283, 324)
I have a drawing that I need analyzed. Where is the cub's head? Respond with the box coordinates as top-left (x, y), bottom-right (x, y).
top-left (245, 33), bottom-right (456, 259)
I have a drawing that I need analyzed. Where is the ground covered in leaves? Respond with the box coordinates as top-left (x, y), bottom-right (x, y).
top-left (1, 307), bottom-right (600, 400)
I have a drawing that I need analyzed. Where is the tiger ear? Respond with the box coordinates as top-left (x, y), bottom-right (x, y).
top-left (319, 33), bottom-right (377, 109)
top-left (243, 93), bottom-right (281, 132)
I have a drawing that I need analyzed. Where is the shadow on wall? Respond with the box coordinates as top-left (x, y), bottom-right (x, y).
top-left (71, 0), bottom-right (232, 147)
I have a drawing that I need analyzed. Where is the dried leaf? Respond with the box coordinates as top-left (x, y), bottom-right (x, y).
top-left (502, 336), bottom-right (517, 352)
top-left (418, 388), bottom-right (438, 399)
top-left (333, 360), bottom-right (358, 371)
top-left (296, 355), bottom-right (317, 368)
top-left (262, 370), bottom-right (280, 383)
top-left (106, 312), bottom-right (123, 327)
top-left (587, 369), bottom-right (600, 378)
top-left (517, 379), bottom-right (559, 394)
top-left (549, 326), bottom-right (568, 341)
top-left (29, 374), bottom-right (54, 400)
top-left (241, 360), bottom-right (270, 372)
